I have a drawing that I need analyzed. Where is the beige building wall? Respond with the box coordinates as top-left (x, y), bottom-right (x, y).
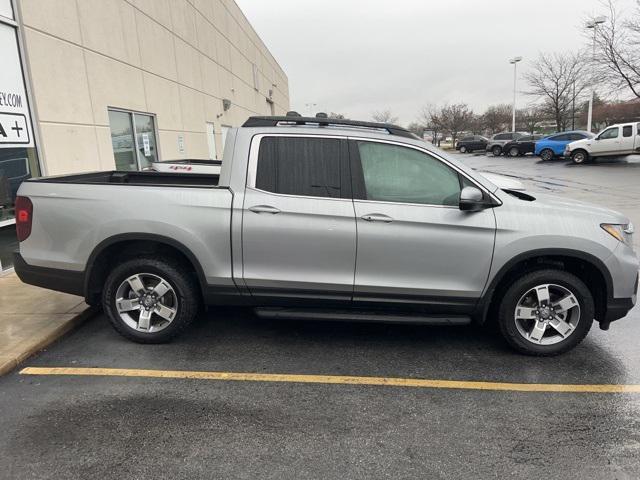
top-left (16, 0), bottom-right (289, 175)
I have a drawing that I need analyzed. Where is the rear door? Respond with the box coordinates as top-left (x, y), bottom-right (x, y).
top-left (619, 125), bottom-right (635, 153)
top-left (350, 139), bottom-right (496, 311)
top-left (242, 135), bottom-right (356, 301)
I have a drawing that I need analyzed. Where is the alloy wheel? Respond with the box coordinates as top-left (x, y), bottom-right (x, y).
top-left (514, 283), bottom-right (580, 345)
top-left (509, 147), bottom-right (519, 157)
top-left (115, 273), bottom-right (178, 333)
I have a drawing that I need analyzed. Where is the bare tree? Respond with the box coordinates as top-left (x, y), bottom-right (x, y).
top-left (589, 0), bottom-right (640, 99)
top-left (406, 122), bottom-right (425, 137)
top-left (438, 103), bottom-right (474, 148)
top-left (524, 53), bottom-right (588, 131)
top-left (418, 104), bottom-right (443, 145)
top-left (481, 104), bottom-right (512, 133)
top-left (328, 112), bottom-right (346, 119)
top-left (371, 109), bottom-right (399, 124)
top-left (516, 106), bottom-right (545, 133)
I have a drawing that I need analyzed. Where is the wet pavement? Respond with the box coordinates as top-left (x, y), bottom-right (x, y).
top-left (1, 151), bottom-right (639, 479)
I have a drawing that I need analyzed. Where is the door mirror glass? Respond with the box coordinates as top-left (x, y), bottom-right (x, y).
top-left (459, 186), bottom-right (487, 212)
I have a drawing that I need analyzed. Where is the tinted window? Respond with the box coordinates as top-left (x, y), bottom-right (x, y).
top-left (599, 127), bottom-right (619, 140)
top-left (256, 137), bottom-right (345, 198)
top-left (357, 142), bottom-right (461, 206)
top-left (623, 125), bottom-right (632, 137)
top-left (569, 133), bottom-right (586, 140)
top-left (494, 134), bottom-right (510, 140)
top-left (552, 134), bottom-right (570, 141)
top-left (519, 136), bottom-right (532, 142)
top-left (461, 136), bottom-right (473, 142)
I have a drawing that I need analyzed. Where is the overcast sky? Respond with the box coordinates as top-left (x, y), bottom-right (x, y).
top-left (236, 0), bottom-right (637, 125)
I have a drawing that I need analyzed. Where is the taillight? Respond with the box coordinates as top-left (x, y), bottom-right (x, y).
top-left (15, 196), bottom-right (33, 242)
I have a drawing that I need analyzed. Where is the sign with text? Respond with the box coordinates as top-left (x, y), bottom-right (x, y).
top-left (0, 22), bottom-right (33, 148)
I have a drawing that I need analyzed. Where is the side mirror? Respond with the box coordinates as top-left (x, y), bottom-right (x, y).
top-left (459, 186), bottom-right (489, 212)
top-left (594, 136), bottom-right (600, 141)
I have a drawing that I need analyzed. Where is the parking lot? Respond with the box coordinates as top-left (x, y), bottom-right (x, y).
top-left (1, 152), bottom-right (640, 480)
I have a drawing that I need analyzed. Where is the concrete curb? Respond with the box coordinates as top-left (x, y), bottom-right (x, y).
top-left (0, 307), bottom-right (100, 376)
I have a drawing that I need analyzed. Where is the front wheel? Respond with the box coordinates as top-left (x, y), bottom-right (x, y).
top-left (459, 145), bottom-right (467, 153)
top-left (508, 146), bottom-right (520, 157)
top-left (571, 150), bottom-right (589, 164)
top-left (497, 270), bottom-right (594, 356)
top-left (103, 256), bottom-right (199, 343)
top-left (540, 149), bottom-right (554, 161)
top-left (492, 145), bottom-right (502, 156)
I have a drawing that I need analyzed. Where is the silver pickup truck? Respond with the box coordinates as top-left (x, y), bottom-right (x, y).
top-left (14, 115), bottom-right (639, 355)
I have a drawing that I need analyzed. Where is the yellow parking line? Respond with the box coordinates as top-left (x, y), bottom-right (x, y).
top-left (19, 366), bottom-right (640, 393)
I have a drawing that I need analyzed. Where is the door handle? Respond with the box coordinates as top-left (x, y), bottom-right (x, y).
top-left (249, 205), bottom-right (281, 214)
top-left (361, 213), bottom-right (393, 223)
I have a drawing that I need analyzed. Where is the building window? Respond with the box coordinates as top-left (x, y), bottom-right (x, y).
top-left (108, 109), bottom-right (158, 170)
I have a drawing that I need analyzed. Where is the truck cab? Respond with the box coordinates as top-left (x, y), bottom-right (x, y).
top-left (566, 122), bottom-right (640, 164)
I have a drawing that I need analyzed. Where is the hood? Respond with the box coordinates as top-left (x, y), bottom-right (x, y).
top-left (533, 192), bottom-right (629, 223)
top-left (478, 172), bottom-right (526, 191)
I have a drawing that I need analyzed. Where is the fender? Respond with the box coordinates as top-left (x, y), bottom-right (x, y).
top-left (475, 248), bottom-right (613, 323)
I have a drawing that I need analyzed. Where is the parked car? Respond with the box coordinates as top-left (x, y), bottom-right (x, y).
top-left (456, 135), bottom-right (488, 153)
top-left (13, 115), bottom-right (638, 356)
top-left (486, 132), bottom-right (528, 156)
top-left (150, 159), bottom-right (222, 175)
top-left (564, 122), bottom-right (640, 164)
top-left (502, 134), bottom-right (544, 157)
top-left (534, 131), bottom-right (594, 161)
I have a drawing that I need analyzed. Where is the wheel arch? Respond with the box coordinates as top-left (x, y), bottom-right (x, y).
top-left (477, 248), bottom-right (612, 326)
top-left (84, 233), bottom-right (208, 306)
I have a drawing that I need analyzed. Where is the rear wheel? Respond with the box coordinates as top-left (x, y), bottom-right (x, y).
top-left (492, 145), bottom-right (502, 156)
top-left (571, 150), bottom-right (589, 164)
top-left (497, 270), bottom-right (594, 356)
top-left (459, 145), bottom-right (467, 153)
top-left (508, 146), bottom-right (520, 157)
top-left (540, 149), bottom-right (554, 161)
top-left (103, 256), bottom-right (199, 343)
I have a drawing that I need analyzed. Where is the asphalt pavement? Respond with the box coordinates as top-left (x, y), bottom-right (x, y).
top-left (1, 151), bottom-right (640, 480)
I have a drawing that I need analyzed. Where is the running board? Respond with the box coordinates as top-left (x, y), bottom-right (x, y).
top-left (254, 308), bottom-right (471, 325)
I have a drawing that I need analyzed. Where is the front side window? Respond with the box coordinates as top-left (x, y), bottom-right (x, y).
top-left (494, 134), bottom-right (510, 140)
top-left (519, 136), bottom-right (532, 142)
top-left (357, 142), bottom-right (461, 206)
top-left (255, 137), bottom-right (346, 198)
top-left (599, 127), bottom-right (619, 140)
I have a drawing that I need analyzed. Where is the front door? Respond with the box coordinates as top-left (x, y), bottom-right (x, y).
top-left (242, 135), bottom-right (356, 301)
top-left (350, 140), bottom-right (496, 311)
top-left (591, 126), bottom-right (620, 155)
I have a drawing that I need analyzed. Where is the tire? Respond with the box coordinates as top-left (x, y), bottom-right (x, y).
top-left (497, 269), bottom-right (594, 356)
top-left (492, 145), bottom-right (502, 156)
top-left (102, 256), bottom-right (199, 343)
top-left (508, 146), bottom-right (520, 157)
top-left (540, 149), bottom-right (554, 161)
top-left (571, 150), bottom-right (589, 164)
top-left (459, 145), bottom-right (467, 153)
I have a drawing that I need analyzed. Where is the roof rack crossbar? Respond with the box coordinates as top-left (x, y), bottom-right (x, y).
top-left (242, 116), bottom-right (416, 139)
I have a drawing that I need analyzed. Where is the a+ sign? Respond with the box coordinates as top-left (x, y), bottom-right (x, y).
top-left (11, 120), bottom-right (23, 138)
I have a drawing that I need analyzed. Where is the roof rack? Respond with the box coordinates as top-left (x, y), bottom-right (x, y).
top-left (242, 115), bottom-right (417, 139)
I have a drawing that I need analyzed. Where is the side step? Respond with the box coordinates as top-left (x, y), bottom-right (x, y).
top-left (254, 308), bottom-right (471, 326)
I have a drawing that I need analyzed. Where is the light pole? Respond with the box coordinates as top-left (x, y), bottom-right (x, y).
top-left (509, 56), bottom-right (522, 132)
top-left (586, 16), bottom-right (606, 132)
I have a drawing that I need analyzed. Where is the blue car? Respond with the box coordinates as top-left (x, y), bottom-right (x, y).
top-left (534, 131), bottom-right (595, 161)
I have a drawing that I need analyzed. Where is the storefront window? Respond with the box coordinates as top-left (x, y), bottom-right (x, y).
top-left (108, 109), bottom-right (158, 170)
top-left (1, 11), bottom-right (41, 271)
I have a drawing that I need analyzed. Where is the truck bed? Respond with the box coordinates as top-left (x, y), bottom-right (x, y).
top-left (31, 170), bottom-right (220, 187)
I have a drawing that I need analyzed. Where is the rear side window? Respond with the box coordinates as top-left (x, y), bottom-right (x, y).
top-left (461, 136), bottom-right (473, 142)
top-left (623, 125), bottom-right (632, 137)
top-left (552, 134), bottom-right (570, 141)
top-left (255, 137), bottom-right (347, 198)
top-left (519, 136), bottom-right (532, 141)
top-left (356, 141), bottom-right (461, 206)
top-left (570, 133), bottom-right (586, 140)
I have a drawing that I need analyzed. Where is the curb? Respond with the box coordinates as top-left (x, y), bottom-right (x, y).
top-left (0, 307), bottom-right (101, 376)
